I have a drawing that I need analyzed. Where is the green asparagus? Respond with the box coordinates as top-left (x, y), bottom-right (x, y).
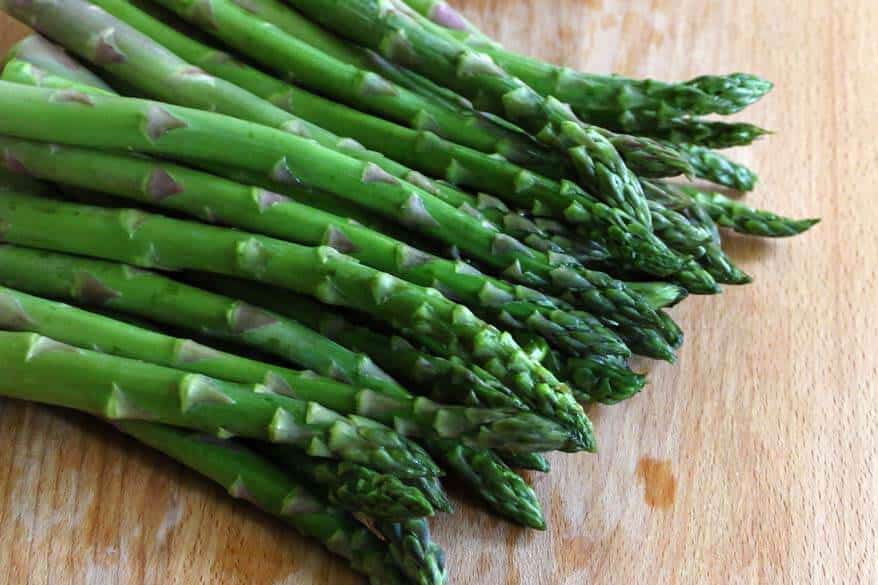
top-left (0, 245), bottom-right (542, 525)
top-left (0, 135), bottom-right (629, 360)
top-left (0, 282), bottom-right (574, 452)
top-left (681, 187), bottom-right (820, 238)
top-left (676, 144), bottom-right (759, 191)
top-left (49, 0), bottom-right (687, 279)
top-left (3, 33), bottom-right (114, 91)
top-left (263, 446), bottom-right (435, 521)
top-left (376, 518), bottom-right (448, 585)
top-left (0, 331), bottom-right (438, 477)
top-left (118, 421), bottom-right (405, 583)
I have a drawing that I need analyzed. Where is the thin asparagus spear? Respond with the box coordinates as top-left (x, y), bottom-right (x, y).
top-left (647, 119), bottom-right (770, 150)
top-left (51, 0), bottom-right (686, 278)
top-left (0, 81), bottom-right (665, 340)
top-left (0, 135), bottom-right (628, 360)
top-left (401, 0), bottom-right (773, 127)
top-left (0, 185), bottom-right (591, 448)
top-left (0, 331), bottom-right (437, 477)
top-left (375, 519), bottom-right (448, 585)
top-left (624, 282), bottom-right (689, 310)
top-left (0, 283), bottom-right (572, 452)
top-left (498, 451), bottom-right (551, 473)
top-left (403, 476), bottom-right (454, 514)
top-left (518, 332), bottom-right (647, 404)
top-left (676, 144), bottom-right (759, 191)
top-left (263, 446), bottom-right (435, 521)
top-left (680, 187), bottom-right (820, 238)
top-left (118, 421), bottom-right (405, 583)
top-left (0, 245), bottom-right (537, 524)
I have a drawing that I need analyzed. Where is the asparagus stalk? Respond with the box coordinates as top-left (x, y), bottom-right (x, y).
top-left (498, 451), bottom-right (551, 473)
top-left (117, 421), bottom-right (405, 583)
top-left (676, 144), bottom-right (759, 191)
top-left (285, 0), bottom-right (665, 229)
top-left (647, 119), bottom-right (770, 150)
top-left (180, 279), bottom-right (545, 530)
top-left (0, 282), bottom-right (573, 452)
top-left (680, 187), bottom-right (820, 238)
top-left (0, 246), bottom-right (538, 525)
top-left (60, 0), bottom-right (686, 278)
top-left (121, 0), bottom-right (558, 169)
top-left (401, 0), bottom-right (773, 127)
top-left (375, 519), bottom-right (448, 585)
top-left (403, 476), bottom-right (454, 514)
top-left (0, 182), bottom-right (593, 450)
top-left (0, 81), bottom-right (665, 339)
top-left (3, 33), bottom-right (114, 91)
top-left (0, 331), bottom-right (437, 477)
top-left (184, 273), bottom-right (534, 412)
top-left (0, 135), bottom-right (628, 360)
top-left (263, 446), bottom-right (435, 521)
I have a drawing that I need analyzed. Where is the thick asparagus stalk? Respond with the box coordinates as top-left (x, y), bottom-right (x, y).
top-left (0, 331), bottom-right (437, 477)
top-left (0, 81), bottom-right (665, 339)
top-left (118, 421), bottom-right (404, 583)
top-left (0, 282), bottom-right (573, 453)
top-left (0, 245), bottom-right (538, 524)
top-left (401, 0), bottom-right (772, 126)
top-left (58, 0), bottom-right (686, 278)
top-left (263, 446), bottom-right (435, 521)
top-left (113, 0), bottom-right (556, 169)
top-left (0, 135), bottom-right (627, 360)
top-left (0, 182), bottom-right (593, 448)
top-left (285, 0), bottom-right (665, 229)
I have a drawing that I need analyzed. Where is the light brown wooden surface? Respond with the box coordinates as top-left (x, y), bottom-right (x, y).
top-left (0, 1), bottom-right (875, 583)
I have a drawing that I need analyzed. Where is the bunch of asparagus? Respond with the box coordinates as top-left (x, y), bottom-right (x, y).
top-left (0, 1), bottom-right (817, 583)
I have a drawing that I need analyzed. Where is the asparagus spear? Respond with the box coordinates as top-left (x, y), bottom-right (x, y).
top-left (0, 81), bottom-right (665, 338)
top-left (401, 0), bottom-right (773, 127)
top-left (0, 184), bottom-right (592, 450)
top-left (0, 135), bottom-right (628, 360)
top-left (3, 33), bottom-right (114, 91)
top-left (0, 283), bottom-right (573, 452)
top-left (624, 282), bottom-right (689, 310)
top-left (647, 119), bottom-right (770, 150)
top-left (184, 273), bottom-right (533, 412)
top-left (263, 446), bottom-right (435, 521)
top-left (676, 144), bottom-right (759, 191)
top-left (0, 331), bottom-right (437, 477)
top-left (118, 421), bottom-right (405, 583)
top-left (498, 451), bottom-right (551, 473)
top-left (680, 187), bottom-right (820, 238)
top-left (60, 0), bottom-right (686, 278)
top-left (0, 245), bottom-right (538, 524)
top-left (403, 476), bottom-right (454, 514)
top-left (375, 519), bottom-right (448, 585)
top-left (285, 0), bottom-right (664, 229)
top-left (121, 0), bottom-right (557, 169)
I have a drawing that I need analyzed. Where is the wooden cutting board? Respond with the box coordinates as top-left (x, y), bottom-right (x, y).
top-left (1, 1), bottom-right (875, 583)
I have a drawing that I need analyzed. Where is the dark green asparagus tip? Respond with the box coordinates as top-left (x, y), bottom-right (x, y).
top-left (566, 355), bottom-right (647, 405)
top-left (625, 281), bottom-right (690, 309)
top-left (613, 133), bottom-right (695, 178)
top-left (674, 259), bottom-right (722, 295)
top-left (685, 73), bottom-right (775, 115)
top-left (617, 324), bottom-right (677, 363)
top-left (678, 144), bottom-right (759, 191)
top-left (662, 120), bottom-right (772, 150)
top-left (404, 476), bottom-right (454, 514)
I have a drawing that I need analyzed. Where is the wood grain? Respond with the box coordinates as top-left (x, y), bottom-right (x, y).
top-left (0, 1), bottom-right (875, 583)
